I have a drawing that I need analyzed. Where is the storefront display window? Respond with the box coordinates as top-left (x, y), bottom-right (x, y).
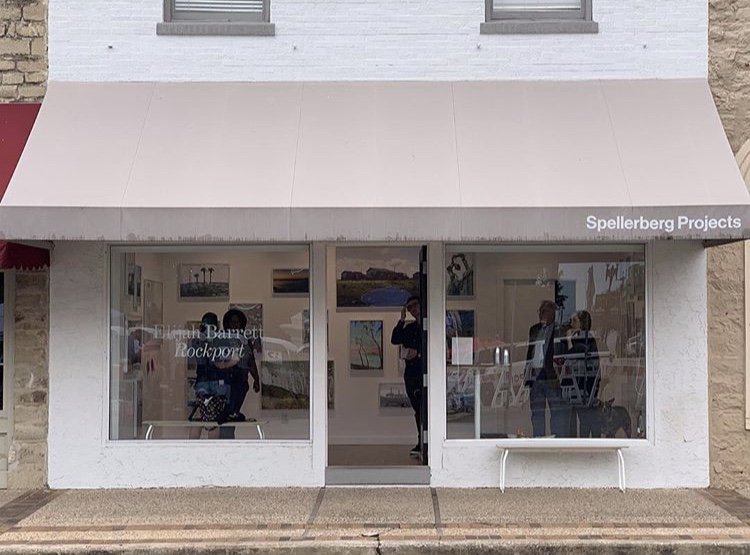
top-left (445, 245), bottom-right (646, 440)
top-left (109, 247), bottom-right (311, 440)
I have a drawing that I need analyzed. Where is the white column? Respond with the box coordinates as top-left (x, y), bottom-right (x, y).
top-left (427, 241), bottom-right (445, 474)
top-left (310, 242), bottom-right (327, 483)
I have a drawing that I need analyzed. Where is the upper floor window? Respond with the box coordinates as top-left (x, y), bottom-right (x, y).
top-left (481, 0), bottom-right (598, 34)
top-left (157, 0), bottom-right (275, 36)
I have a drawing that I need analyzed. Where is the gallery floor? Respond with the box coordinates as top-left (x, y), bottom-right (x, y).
top-left (328, 444), bottom-right (422, 467)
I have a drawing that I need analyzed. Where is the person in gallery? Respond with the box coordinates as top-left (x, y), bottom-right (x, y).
top-left (524, 299), bottom-right (570, 437)
top-left (213, 308), bottom-right (261, 439)
top-left (390, 295), bottom-right (424, 457)
top-left (564, 310), bottom-right (601, 438)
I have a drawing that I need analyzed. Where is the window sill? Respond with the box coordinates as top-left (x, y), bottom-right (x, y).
top-left (156, 21), bottom-right (275, 36)
top-left (480, 19), bottom-right (598, 34)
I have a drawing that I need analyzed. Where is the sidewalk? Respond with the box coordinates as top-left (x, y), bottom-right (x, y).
top-left (0, 487), bottom-right (748, 553)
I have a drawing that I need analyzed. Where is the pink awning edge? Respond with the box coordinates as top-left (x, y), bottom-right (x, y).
top-left (0, 103), bottom-right (49, 269)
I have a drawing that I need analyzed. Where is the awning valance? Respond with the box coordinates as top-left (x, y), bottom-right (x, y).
top-left (1, 80), bottom-right (748, 242)
top-left (0, 241), bottom-right (49, 270)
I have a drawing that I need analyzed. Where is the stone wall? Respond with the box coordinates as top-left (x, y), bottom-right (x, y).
top-left (7, 270), bottom-right (49, 488)
top-left (0, 0), bottom-right (47, 102)
top-left (708, 0), bottom-right (750, 489)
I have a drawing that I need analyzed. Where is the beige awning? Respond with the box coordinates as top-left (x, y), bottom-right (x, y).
top-left (1, 79), bottom-right (748, 242)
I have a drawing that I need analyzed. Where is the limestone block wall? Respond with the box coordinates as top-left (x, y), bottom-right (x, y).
top-left (7, 270), bottom-right (49, 488)
top-left (0, 0), bottom-right (47, 102)
top-left (708, 0), bottom-right (750, 489)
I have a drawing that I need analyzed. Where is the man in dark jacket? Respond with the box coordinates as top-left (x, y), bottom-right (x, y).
top-left (390, 295), bottom-right (423, 457)
top-left (525, 299), bottom-right (570, 437)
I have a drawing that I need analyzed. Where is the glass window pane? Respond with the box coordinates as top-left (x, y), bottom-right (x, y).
top-left (446, 246), bottom-right (646, 440)
top-left (493, 0), bottom-right (581, 10)
top-left (109, 247), bottom-right (310, 440)
top-left (0, 274), bottom-right (4, 412)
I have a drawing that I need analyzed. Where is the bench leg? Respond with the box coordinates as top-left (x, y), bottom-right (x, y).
top-left (616, 448), bottom-right (626, 492)
top-left (255, 423), bottom-right (265, 440)
top-left (145, 424), bottom-right (154, 440)
top-left (500, 449), bottom-right (509, 492)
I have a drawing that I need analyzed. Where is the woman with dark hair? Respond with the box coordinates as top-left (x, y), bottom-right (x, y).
top-left (565, 310), bottom-right (601, 437)
top-left (208, 308), bottom-right (261, 438)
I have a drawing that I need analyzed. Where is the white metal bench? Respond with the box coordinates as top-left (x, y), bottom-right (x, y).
top-left (143, 420), bottom-right (267, 440)
top-left (497, 439), bottom-right (627, 492)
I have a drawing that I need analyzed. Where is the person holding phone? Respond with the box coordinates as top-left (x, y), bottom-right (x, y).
top-left (390, 295), bottom-right (423, 457)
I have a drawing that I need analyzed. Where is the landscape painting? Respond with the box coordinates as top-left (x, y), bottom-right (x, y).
top-left (272, 269), bottom-right (309, 296)
top-left (178, 263), bottom-right (229, 301)
top-left (349, 320), bottom-right (384, 371)
top-left (336, 247), bottom-right (420, 309)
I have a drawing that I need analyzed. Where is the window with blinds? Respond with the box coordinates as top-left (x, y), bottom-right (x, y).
top-left (488, 0), bottom-right (590, 20)
top-left (168, 0), bottom-right (269, 22)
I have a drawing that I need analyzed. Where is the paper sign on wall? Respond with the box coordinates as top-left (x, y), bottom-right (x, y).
top-left (451, 337), bottom-right (473, 365)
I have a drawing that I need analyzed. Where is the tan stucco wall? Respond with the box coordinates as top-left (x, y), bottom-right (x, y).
top-left (708, 0), bottom-right (750, 489)
top-left (7, 270), bottom-right (49, 488)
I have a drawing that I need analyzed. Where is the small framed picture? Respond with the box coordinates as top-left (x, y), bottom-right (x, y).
top-left (446, 252), bottom-right (475, 299)
top-left (272, 268), bottom-right (310, 296)
top-left (379, 382), bottom-right (410, 410)
top-left (349, 320), bottom-right (384, 372)
top-left (178, 264), bottom-right (229, 302)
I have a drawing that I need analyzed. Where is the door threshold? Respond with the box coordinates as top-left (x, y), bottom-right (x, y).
top-left (325, 466), bottom-right (430, 485)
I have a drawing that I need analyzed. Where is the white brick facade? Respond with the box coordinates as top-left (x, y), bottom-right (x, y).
top-left (49, 0), bottom-right (708, 82)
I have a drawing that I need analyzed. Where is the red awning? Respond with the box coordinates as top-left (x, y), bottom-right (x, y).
top-left (0, 103), bottom-right (49, 270)
top-left (0, 241), bottom-right (48, 270)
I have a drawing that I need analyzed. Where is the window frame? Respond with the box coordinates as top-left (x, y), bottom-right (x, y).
top-left (481, 0), bottom-right (598, 34)
top-left (442, 243), bottom-right (649, 444)
top-left (158, 0), bottom-right (275, 36)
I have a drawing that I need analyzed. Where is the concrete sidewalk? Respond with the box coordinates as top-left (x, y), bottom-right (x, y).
top-left (0, 487), bottom-right (748, 553)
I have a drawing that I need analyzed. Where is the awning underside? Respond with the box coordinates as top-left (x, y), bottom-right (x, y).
top-left (2, 80), bottom-right (748, 242)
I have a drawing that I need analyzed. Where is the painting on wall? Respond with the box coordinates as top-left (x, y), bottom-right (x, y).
top-left (446, 252), bottom-right (475, 298)
top-left (143, 279), bottom-right (163, 343)
top-left (178, 263), bottom-right (229, 301)
top-left (336, 247), bottom-right (420, 309)
top-left (349, 320), bottom-right (384, 371)
top-left (327, 360), bottom-right (335, 410)
top-left (260, 360), bottom-right (334, 410)
top-left (378, 382), bottom-right (410, 410)
top-left (272, 269), bottom-right (310, 296)
top-left (229, 302), bottom-right (263, 352)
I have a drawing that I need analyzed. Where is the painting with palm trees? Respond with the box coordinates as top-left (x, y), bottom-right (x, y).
top-left (178, 264), bottom-right (230, 301)
top-left (349, 320), bottom-right (384, 371)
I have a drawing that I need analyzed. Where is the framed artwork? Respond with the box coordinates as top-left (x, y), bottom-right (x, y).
top-left (379, 382), bottom-right (410, 409)
top-left (272, 269), bottom-right (309, 296)
top-left (259, 360), bottom-right (334, 411)
top-left (178, 263), bottom-right (229, 302)
top-left (327, 360), bottom-right (335, 410)
top-left (446, 309), bottom-right (475, 338)
top-left (336, 247), bottom-right (420, 309)
top-left (349, 320), bottom-right (384, 371)
top-left (446, 252), bottom-right (475, 298)
top-left (446, 367), bottom-right (475, 419)
top-left (143, 279), bottom-right (163, 342)
top-left (230, 302), bottom-right (263, 352)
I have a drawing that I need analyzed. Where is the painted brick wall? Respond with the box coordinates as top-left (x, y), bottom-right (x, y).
top-left (0, 0), bottom-right (47, 101)
top-left (50, 0), bottom-right (708, 81)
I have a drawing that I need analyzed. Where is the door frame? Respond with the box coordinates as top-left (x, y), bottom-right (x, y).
top-left (0, 270), bottom-right (16, 489)
top-left (321, 242), bottom-right (434, 484)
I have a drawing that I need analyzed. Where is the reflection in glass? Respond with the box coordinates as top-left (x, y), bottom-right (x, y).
top-left (445, 247), bottom-right (646, 440)
top-left (110, 248), bottom-right (311, 440)
top-left (0, 274), bottom-right (4, 411)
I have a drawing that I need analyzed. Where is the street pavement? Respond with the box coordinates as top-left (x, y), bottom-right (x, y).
top-left (0, 487), bottom-right (748, 553)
